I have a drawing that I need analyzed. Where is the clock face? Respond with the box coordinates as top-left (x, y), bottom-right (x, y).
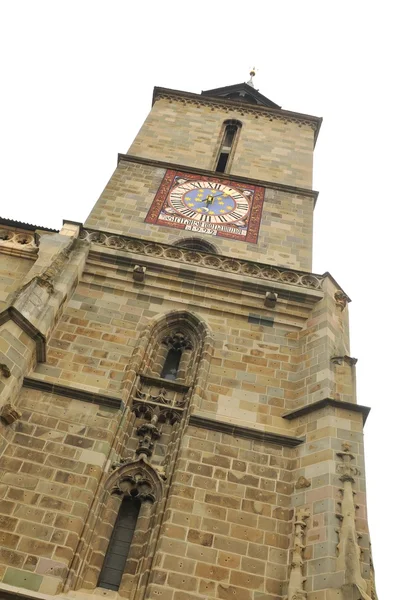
top-left (168, 180), bottom-right (250, 225)
top-left (145, 170), bottom-right (264, 244)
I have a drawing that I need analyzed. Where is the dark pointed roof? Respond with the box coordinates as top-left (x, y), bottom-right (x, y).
top-left (201, 82), bottom-right (281, 109)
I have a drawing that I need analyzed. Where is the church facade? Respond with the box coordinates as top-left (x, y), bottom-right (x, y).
top-left (0, 79), bottom-right (377, 600)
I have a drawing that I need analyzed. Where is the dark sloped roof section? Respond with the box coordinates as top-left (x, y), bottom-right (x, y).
top-left (0, 216), bottom-right (58, 233)
top-left (201, 82), bottom-right (281, 109)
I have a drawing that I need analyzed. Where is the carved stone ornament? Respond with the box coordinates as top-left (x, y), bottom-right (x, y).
top-left (295, 476), bottom-right (311, 490)
top-left (132, 402), bottom-right (183, 425)
top-left (287, 508), bottom-right (310, 600)
top-left (334, 290), bottom-right (349, 310)
top-left (132, 264), bottom-right (146, 283)
top-left (0, 363), bottom-right (11, 378)
top-left (79, 229), bottom-right (324, 291)
top-left (35, 238), bottom-right (77, 294)
top-left (336, 443), bottom-right (371, 600)
top-left (331, 355), bottom-right (358, 367)
top-left (109, 456), bottom-right (164, 502)
top-left (162, 332), bottom-right (193, 351)
top-left (0, 403), bottom-right (22, 424)
top-left (264, 291), bottom-right (278, 308)
top-left (135, 414), bottom-right (161, 458)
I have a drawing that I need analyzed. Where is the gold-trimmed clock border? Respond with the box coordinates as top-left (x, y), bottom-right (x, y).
top-left (145, 170), bottom-right (265, 244)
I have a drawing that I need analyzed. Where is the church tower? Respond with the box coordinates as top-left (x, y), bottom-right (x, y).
top-left (0, 74), bottom-right (377, 600)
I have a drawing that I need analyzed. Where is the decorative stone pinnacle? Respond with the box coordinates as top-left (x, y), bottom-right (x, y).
top-left (287, 508), bottom-right (310, 600)
top-left (135, 414), bottom-right (161, 458)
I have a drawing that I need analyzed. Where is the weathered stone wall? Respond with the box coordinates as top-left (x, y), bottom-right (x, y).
top-left (0, 85), bottom-right (374, 600)
top-left (27, 251), bottom-right (345, 418)
top-left (0, 230), bottom-right (364, 600)
top-left (0, 255), bottom-right (34, 312)
top-left (84, 161), bottom-right (315, 271)
top-left (128, 96), bottom-right (315, 188)
top-left (0, 386), bottom-right (120, 595)
top-left (147, 425), bottom-right (295, 600)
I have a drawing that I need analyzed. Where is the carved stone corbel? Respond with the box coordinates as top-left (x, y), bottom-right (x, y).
top-left (133, 265), bottom-right (146, 283)
top-left (264, 291), bottom-right (278, 308)
top-left (295, 476), bottom-right (311, 490)
top-left (334, 290), bottom-right (349, 310)
top-left (0, 403), bottom-right (22, 424)
top-left (331, 355), bottom-right (358, 366)
top-left (0, 363), bottom-right (11, 378)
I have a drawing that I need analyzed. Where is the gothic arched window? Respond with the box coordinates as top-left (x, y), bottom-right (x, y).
top-left (97, 496), bottom-right (140, 591)
top-left (215, 119), bottom-right (242, 173)
top-left (159, 332), bottom-right (193, 382)
top-left (160, 347), bottom-right (182, 380)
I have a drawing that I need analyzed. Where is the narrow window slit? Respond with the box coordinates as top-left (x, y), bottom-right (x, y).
top-left (215, 120), bottom-right (241, 173)
top-left (98, 497), bottom-right (140, 591)
top-left (216, 152), bottom-right (229, 173)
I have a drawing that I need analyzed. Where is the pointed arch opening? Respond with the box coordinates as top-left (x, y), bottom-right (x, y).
top-left (97, 496), bottom-right (140, 591)
top-left (81, 458), bottom-right (163, 594)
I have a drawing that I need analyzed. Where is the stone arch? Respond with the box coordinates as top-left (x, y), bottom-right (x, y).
top-left (106, 455), bottom-right (164, 501)
top-left (80, 457), bottom-right (164, 595)
top-left (173, 236), bottom-right (218, 254)
top-left (141, 310), bottom-right (211, 385)
top-left (123, 310), bottom-right (213, 398)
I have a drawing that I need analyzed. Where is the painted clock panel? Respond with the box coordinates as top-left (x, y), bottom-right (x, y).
top-left (145, 170), bottom-right (264, 243)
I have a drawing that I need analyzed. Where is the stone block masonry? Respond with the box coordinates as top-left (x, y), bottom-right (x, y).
top-left (0, 80), bottom-right (376, 600)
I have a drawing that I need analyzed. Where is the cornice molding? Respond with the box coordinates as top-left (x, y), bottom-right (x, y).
top-left (23, 377), bottom-right (123, 409)
top-left (0, 227), bottom-right (39, 259)
top-left (152, 87), bottom-right (322, 144)
top-left (0, 587), bottom-right (39, 600)
top-left (189, 414), bottom-right (304, 447)
top-left (282, 397), bottom-right (371, 424)
top-left (80, 228), bottom-right (325, 297)
top-left (117, 153), bottom-right (319, 203)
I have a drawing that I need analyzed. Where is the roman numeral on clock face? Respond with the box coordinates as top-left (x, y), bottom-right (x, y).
top-left (179, 209), bottom-right (197, 218)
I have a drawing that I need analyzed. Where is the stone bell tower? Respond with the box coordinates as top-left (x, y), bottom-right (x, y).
top-left (0, 72), bottom-right (377, 600)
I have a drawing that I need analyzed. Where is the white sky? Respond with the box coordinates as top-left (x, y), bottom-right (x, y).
top-left (1, 2), bottom-right (396, 596)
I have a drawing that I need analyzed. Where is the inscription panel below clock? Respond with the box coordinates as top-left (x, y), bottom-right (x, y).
top-left (145, 170), bottom-right (265, 243)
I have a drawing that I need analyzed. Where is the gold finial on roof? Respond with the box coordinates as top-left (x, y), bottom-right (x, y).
top-left (247, 67), bottom-right (256, 87)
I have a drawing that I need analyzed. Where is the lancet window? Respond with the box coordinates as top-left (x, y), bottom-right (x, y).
top-left (215, 119), bottom-right (242, 173)
top-left (97, 496), bottom-right (140, 591)
top-left (79, 312), bottom-right (212, 596)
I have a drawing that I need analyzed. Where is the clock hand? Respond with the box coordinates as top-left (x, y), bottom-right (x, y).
top-left (204, 191), bottom-right (223, 206)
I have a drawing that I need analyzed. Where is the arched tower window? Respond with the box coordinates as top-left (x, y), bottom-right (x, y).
top-left (174, 237), bottom-right (218, 254)
top-left (81, 462), bottom-right (162, 595)
top-left (215, 119), bottom-right (242, 173)
top-left (97, 496), bottom-right (140, 591)
top-left (159, 332), bottom-right (193, 382)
